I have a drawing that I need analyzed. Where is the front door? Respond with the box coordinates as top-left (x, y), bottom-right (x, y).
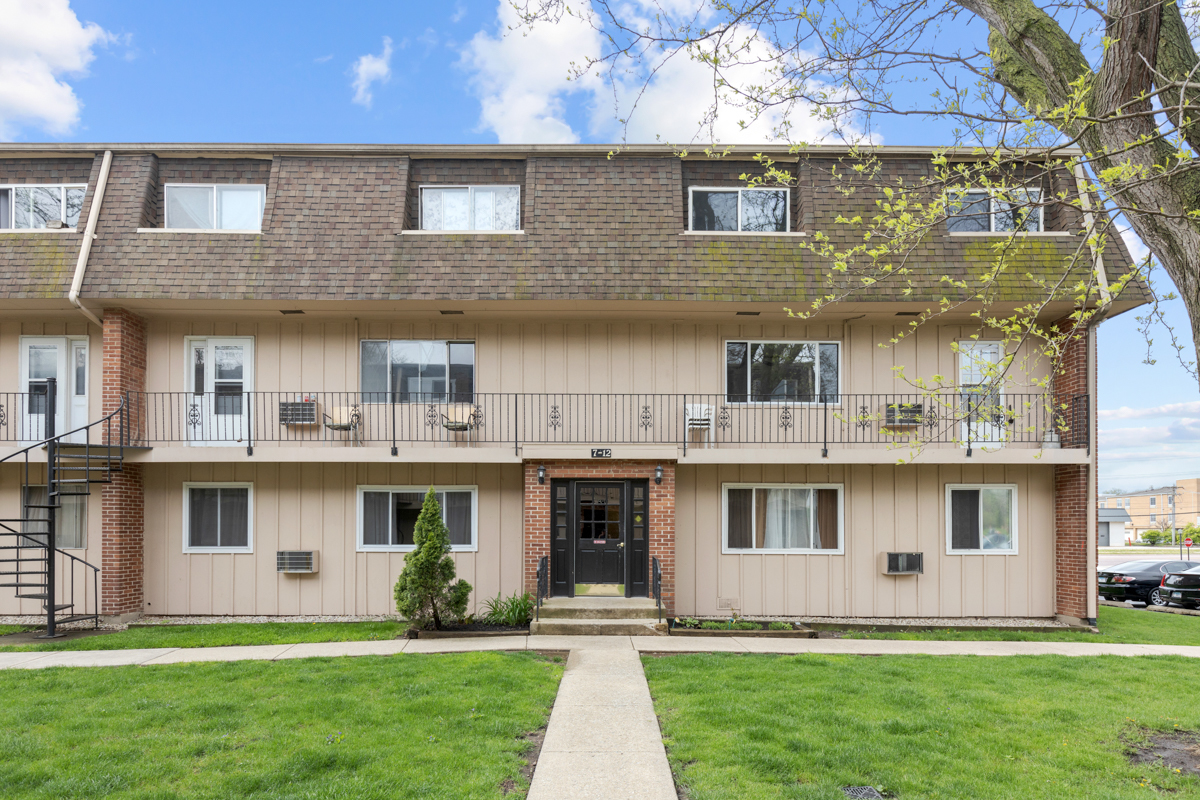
top-left (958, 340), bottom-right (1005, 448)
top-left (187, 338), bottom-right (253, 445)
top-left (549, 479), bottom-right (650, 598)
top-left (576, 482), bottom-right (624, 593)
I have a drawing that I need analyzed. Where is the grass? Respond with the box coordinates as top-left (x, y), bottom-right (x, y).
top-left (0, 625), bottom-right (31, 637)
top-left (645, 652), bottom-right (1200, 799)
top-left (0, 651), bottom-right (561, 799)
top-left (840, 604), bottom-right (1200, 646)
top-left (0, 621), bottom-right (408, 652)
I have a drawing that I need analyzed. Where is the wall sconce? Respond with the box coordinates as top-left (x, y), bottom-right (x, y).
top-left (538, 465), bottom-right (546, 485)
top-left (655, 465), bottom-right (663, 485)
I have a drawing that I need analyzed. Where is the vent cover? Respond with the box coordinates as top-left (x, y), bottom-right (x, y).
top-left (279, 399), bottom-right (319, 425)
top-left (842, 788), bottom-right (885, 799)
top-left (880, 552), bottom-right (923, 575)
top-left (716, 597), bottom-right (739, 610)
top-left (277, 551), bottom-right (319, 574)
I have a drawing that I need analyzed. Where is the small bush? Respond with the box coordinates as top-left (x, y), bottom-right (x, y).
top-left (393, 487), bottom-right (472, 630)
top-left (699, 621), bottom-right (725, 630)
top-left (481, 592), bottom-right (534, 626)
top-left (732, 621), bottom-right (761, 631)
top-left (674, 617), bottom-right (700, 629)
top-left (768, 621), bottom-right (793, 631)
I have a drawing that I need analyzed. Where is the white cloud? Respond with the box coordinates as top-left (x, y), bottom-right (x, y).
top-left (461, 1), bottom-right (843, 145)
top-left (451, 3), bottom-right (467, 23)
top-left (314, 54), bottom-right (334, 64)
top-left (0, 0), bottom-right (113, 139)
top-left (1099, 401), bottom-right (1200, 420)
top-left (350, 36), bottom-right (394, 108)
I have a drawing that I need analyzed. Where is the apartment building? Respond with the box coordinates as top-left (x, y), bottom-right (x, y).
top-left (0, 143), bottom-right (1144, 628)
top-left (1100, 479), bottom-right (1200, 540)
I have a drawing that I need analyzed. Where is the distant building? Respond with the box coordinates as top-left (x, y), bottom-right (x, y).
top-left (1098, 479), bottom-right (1200, 540)
top-left (1097, 508), bottom-right (1132, 546)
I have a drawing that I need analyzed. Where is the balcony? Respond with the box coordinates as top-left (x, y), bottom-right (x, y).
top-left (0, 392), bottom-right (1089, 464)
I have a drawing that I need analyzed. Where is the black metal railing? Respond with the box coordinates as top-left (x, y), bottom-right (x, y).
top-left (535, 556), bottom-right (549, 621)
top-left (651, 556), bottom-right (662, 623)
top-left (7, 391), bottom-right (1087, 455)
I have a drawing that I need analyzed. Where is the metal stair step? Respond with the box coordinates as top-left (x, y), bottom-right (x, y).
top-left (0, 570), bottom-right (47, 576)
top-left (46, 603), bottom-right (73, 613)
top-left (2, 582), bottom-right (49, 589)
top-left (52, 614), bottom-right (98, 626)
top-left (16, 593), bottom-right (49, 600)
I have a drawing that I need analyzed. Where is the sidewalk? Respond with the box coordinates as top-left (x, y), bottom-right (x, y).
top-left (3, 634), bottom-right (1200, 670)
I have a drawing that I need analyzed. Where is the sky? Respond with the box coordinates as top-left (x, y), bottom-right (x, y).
top-left (2, 0), bottom-right (1196, 492)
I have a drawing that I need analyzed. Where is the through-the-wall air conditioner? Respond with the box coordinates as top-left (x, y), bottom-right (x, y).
top-left (880, 552), bottom-right (923, 575)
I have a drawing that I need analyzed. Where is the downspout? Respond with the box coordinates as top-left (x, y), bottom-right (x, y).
top-left (68, 150), bottom-right (112, 328)
top-left (1074, 163), bottom-right (1110, 627)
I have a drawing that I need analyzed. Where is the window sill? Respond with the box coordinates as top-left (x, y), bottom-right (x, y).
top-left (138, 228), bottom-right (263, 234)
top-left (358, 545), bottom-right (479, 553)
top-left (681, 231), bottom-right (808, 237)
top-left (398, 230), bottom-right (525, 236)
top-left (184, 547), bottom-right (254, 555)
top-left (947, 231), bottom-right (1071, 237)
top-left (0, 228), bottom-right (78, 234)
top-left (723, 548), bottom-right (844, 556)
top-left (946, 549), bottom-right (1018, 556)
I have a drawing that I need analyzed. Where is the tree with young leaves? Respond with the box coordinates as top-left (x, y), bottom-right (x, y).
top-left (516, 0), bottom-right (1200, 387)
top-left (394, 487), bottom-right (472, 630)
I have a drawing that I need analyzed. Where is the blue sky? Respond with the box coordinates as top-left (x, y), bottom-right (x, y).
top-left (5, 0), bottom-right (1197, 491)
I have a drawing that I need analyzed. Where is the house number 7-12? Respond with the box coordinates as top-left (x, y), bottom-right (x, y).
top-left (590, 448), bottom-right (612, 458)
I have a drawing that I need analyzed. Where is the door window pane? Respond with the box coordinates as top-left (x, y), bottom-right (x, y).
top-left (74, 347), bottom-right (86, 396)
top-left (28, 345), bottom-right (58, 381)
top-left (166, 186), bottom-right (215, 229)
top-left (692, 190), bottom-right (738, 231)
top-left (214, 346), bottom-right (244, 381)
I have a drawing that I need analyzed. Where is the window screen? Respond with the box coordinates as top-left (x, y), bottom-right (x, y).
top-left (188, 486), bottom-right (250, 549)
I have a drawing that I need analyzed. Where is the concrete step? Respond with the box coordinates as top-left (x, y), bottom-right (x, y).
top-left (538, 597), bottom-right (662, 620)
top-left (529, 618), bottom-right (667, 636)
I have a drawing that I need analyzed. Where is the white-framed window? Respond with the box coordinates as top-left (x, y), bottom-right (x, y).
top-left (725, 340), bottom-right (839, 403)
top-left (0, 184), bottom-right (86, 229)
top-left (183, 483), bottom-right (253, 553)
top-left (165, 184), bottom-right (266, 230)
top-left (689, 187), bottom-right (789, 232)
top-left (946, 188), bottom-right (1043, 233)
top-left (722, 483), bottom-right (843, 554)
top-left (1168, 495), bottom-right (1174, 506)
top-left (22, 486), bottom-right (86, 549)
top-left (946, 484), bottom-right (1017, 554)
top-left (420, 185), bottom-right (520, 231)
top-left (1150, 497), bottom-right (1157, 507)
top-left (356, 486), bottom-right (478, 552)
top-left (360, 340), bottom-right (475, 402)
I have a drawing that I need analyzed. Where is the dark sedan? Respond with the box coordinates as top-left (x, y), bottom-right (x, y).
top-left (1098, 559), bottom-right (1198, 606)
top-left (1162, 566), bottom-right (1200, 608)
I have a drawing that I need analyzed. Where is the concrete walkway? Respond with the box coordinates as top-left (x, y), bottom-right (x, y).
top-left (3, 634), bottom-right (1200, 670)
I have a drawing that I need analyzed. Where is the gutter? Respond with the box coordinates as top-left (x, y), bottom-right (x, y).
top-left (68, 150), bottom-right (111, 328)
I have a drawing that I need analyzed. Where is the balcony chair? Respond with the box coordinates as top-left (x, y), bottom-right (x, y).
top-left (685, 403), bottom-right (715, 448)
top-left (323, 405), bottom-right (362, 446)
top-left (440, 403), bottom-right (480, 446)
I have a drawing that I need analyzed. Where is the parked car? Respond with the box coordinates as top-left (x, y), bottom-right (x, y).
top-left (1161, 565), bottom-right (1200, 609)
top-left (1097, 560), bottom-right (1198, 606)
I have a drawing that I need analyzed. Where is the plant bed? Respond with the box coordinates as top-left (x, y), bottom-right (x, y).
top-left (805, 622), bottom-right (1088, 633)
top-left (413, 622), bottom-right (531, 639)
top-left (669, 620), bottom-right (816, 638)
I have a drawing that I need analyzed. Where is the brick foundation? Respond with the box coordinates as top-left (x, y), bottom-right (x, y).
top-left (100, 308), bottom-right (147, 616)
top-left (1053, 324), bottom-right (1092, 622)
top-left (524, 460), bottom-right (675, 615)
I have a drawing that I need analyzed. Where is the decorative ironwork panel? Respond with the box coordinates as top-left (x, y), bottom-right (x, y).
top-left (425, 405), bottom-right (439, 428)
top-left (857, 404), bottom-right (872, 430)
top-left (778, 406), bottom-right (793, 431)
top-left (717, 407), bottom-right (730, 431)
top-left (187, 404), bottom-right (201, 428)
top-left (639, 405), bottom-right (653, 430)
top-left (548, 405), bottom-right (561, 429)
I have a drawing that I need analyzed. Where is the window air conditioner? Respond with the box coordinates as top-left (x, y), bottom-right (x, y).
top-left (277, 551), bottom-right (319, 574)
top-left (880, 552), bottom-right (923, 575)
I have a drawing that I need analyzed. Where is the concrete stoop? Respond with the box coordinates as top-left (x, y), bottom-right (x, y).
top-left (532, 597), bottom-right (667, 635)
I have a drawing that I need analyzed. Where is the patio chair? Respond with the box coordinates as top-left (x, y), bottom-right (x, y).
top-left (440, 403), bottom-right (480, 445)
top-left (323, 405), bottom-right (362, 446)
top-left (685, 403), bottom-right (715, 448)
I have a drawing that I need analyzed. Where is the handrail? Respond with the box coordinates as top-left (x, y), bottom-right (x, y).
top-left (0, 394), bottom-right (127, 465)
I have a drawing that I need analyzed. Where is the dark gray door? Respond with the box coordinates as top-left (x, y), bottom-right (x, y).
top-left (576, 483), bottom-right (624, 585)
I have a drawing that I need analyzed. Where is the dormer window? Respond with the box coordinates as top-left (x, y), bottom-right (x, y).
top-left (947, 188), bottom-right (1043, 233)
top-left (0, 184), bottom-right (86, 229)
top-left (165, 184), bottom-right (266, 230)
top-left (690, 187), bottom-right (789, 232)
top-left (420, 185), bottom-right (520, 231)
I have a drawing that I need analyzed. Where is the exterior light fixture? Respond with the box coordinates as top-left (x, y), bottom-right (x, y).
top-left (655, 465), bottom-right (663, 484)
top-left (538, 465), bottom-right (546, 485)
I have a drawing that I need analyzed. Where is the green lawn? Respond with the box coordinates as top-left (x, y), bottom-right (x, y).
top-left (0, 621), bottom-right (407, 652)
top-left (645, 653), bottom-right (1200, 799)
top-left (837, 605), bottom-right (1200, 646)
top-left (0, 624), bottom-right (30, 637)
top-left (0, 651), bottom-right (561, 799)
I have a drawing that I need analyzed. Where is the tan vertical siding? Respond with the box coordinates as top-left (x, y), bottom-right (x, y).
top-left (675, 463), bottom-right (1056, 619)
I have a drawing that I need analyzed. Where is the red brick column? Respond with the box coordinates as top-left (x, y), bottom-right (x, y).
top-left (1053, 324), bottom-right (1091, 621)
top-left (100, 308), bottom-right (147, 617)
top-left (524, 460), bottom-right (675, 615)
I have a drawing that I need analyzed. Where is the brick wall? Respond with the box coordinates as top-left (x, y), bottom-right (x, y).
top-left (523, 460), bottom-right (675, 615)
top-left (100, 308), bottom-right (147, 616)
top-left (1053, 325), bottom-right (1091, 621)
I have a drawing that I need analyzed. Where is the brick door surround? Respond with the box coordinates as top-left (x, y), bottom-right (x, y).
top-left (524, 460), bottom-right (675, 615)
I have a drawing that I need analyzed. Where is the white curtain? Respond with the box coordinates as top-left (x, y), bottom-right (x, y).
top-left (762, 488), bottom-right (812, 549)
